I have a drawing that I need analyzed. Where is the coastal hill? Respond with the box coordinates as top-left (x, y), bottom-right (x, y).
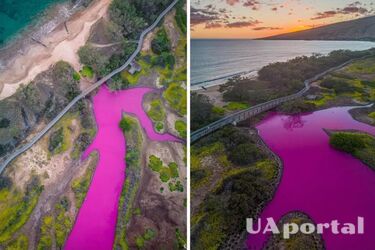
top-left (261, 15), bottom-right (375, 41)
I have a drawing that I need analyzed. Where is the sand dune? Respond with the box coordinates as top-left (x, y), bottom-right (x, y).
top-left (0, 0), bottom-right (111, 100)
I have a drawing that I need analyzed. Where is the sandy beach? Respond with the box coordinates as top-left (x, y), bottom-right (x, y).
top-left (194, 85), bottom-right (226, 106)
top-left (0, 0), bottom-right (111, 100)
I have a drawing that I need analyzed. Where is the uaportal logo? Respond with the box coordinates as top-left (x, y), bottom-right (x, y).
top-left (247, 217), bottom-right (364, 239)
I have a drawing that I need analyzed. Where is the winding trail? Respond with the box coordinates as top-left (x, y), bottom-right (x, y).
top-left (0, 0), bottom-right (178, 174)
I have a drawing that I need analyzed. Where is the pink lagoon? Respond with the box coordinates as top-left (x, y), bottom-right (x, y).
top-left (247, 106), bottom-right (375, 250)
top-left (65, 86), bottom-right (179, 250)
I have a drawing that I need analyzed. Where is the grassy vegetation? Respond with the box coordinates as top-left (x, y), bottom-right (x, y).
top-left (148, 155), bottom-right (182, 187)
top-left (147, 99), bottom-right (165, 122)
top-left (0, 176), bottom-right (43, 244)
top-left (135, 228), bottom-right (156, 249)
top-left (37, 216), bottom-right (53, 250)
top-left (72, 71), bottom-right (81, 81)
top-left (223, 102), bottom-right (249, 111)
top-left (119, 58), bottom-right (152, 86)
top-left (191, 93), bottom-right (223, 131)
top-left (36, 198), bottom-right (72, 249)
top-left (48, 127), bottom-right (64, 154)
top-left (212, 106), bottom-right (226, 116)
top-left (5, 233), bottom-right (28, 250)
top-left (175, 228), bottom-right (186, 249)
top-left (164, 83), bottom-right (187, 115)
top-left (115, 115), bottom-right (143, 250)
top-left (346, 57), bottom-right (375, 74)
top-left (151, 28), bottom-right (171, 55)
top-left (155, 122), bottom-right (164, 133)
top-left (330, 131), bottom-right (375, 169)
top-left (48, 112), bottom-right (80, 156)
top-left (174, 120), bottom-right (186, 138)
top-left (191, 126), bottom-right (276, 249)
top-left (175, 1), bottom-right (187, 34)
top-left (79, 65), bottom-right (94, 78)
top-left (71, 155), bottom-right (97, 208)
top-left (369, 112), bottom-right (375, 120)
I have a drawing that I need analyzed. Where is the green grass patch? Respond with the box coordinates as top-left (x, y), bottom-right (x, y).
top-left (163, 83), bottom-right (186, 115)
top-left (37, 216), bottom-right (53, 250)
top-left (72, 71), bottom-right (81, 81)
top-left (159, 167), bottom-right (171, 183)
top-left (135, 228), bottom-right (156, 249)
top-left (148, 155), bottom-right (163, 172)
top-left (49, 112), bottom-right (76, 155)
top-left (168, 162), bottom-right (179, 179)
top-left (120, 59), bottom-right (151, 86)
top-left (369, 112), bottom-right (375, 120)
top-left (224, 102), bottom-right (249, 111)
top-left (174, 120), bottom-right (186, 138)
top-left (346, 58), bottom-right (375, 74)
top-left (0, 179), bottom-right (43, 244)
top-left (5, 233), bottom-right (28, 250)
top-left (212, 106), bottom-right (225, 116)
top-left (71, 155), bottom-right (97, 208)
top-left (147, 99), bottom-right (165, 122)
top-left (330, 131), bottom-right (375, 169)
top-left (148, 155), bottom-right (181, 185)
top-left (80, 65), bottom-right (94, 78)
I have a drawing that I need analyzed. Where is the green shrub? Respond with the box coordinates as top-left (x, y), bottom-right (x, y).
top-left (151, 28), bottom-right (171, 55)
top-left (0, 118), bottom-right (10, 128)
top-left (155, 122), bottom-right (164, 132)
top-left (48, 127), bottom-right (64, 153)
top-left (168, 162), bottom-right (179, 178)
top-left (164, 83), bottom-right (186, 115)
top-left (175, 3), bottom-right (187, 33)
top-left (72, 72), bottom-right (81, 81)
top-left (79, 66), bottom-right (94, 78)
top-left (228, 143), bottom-right (264, 166)
top-left (119, 117), bottom-right (132, 132)
top-left (147, 99), bottom-right (165, 122)
top-left (174, 120), bottom-right (186, 138)
top-left (148, 155), bottom-right (163, 172)
top-left (159, 167), bottom-right (171, 182)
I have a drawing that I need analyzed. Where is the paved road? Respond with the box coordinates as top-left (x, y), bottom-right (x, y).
top-left (0, 0), bottom-right (179, 173)
top-left (191, 57), bottom-right (368, 143)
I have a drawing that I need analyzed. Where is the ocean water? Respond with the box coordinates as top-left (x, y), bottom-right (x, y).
top-left (247, 107), bottom-right (375, 249)
top-left (191, 39), bottom-right (375, 89)
top-left (65, 86), bottom-right (180, 249)
top-left (0, 0), bottom-right (67, 47)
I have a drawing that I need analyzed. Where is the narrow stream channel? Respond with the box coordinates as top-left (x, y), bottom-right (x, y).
top-left (247, 106), bottom-right (375, 249)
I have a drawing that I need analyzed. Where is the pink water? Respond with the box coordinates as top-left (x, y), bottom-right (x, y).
top-left (65, 86), bottom-right (179, 250)
top-left (247, 106), bottom-right (375, 250)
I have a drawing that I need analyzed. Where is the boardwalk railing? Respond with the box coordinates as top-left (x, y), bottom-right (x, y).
top-left (0, 0), bottom-right (179, 173)
top-left (191, 58), bottom-right (361, 143)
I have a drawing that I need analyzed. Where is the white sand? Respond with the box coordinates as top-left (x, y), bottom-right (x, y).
top-left (0, 0), bottom-right (111, 100)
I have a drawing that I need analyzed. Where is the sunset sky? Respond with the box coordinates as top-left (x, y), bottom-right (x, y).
top-left (191, 0), bottom-right (375, 39)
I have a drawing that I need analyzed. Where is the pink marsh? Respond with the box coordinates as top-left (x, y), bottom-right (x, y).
top-left (65, 85), bottom-right (180, 250)
top-left (247, 106), bottom-right (375, 250)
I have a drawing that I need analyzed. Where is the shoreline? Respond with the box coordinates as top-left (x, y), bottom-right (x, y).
top-left (0, 0), bottom-right (111, 100)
